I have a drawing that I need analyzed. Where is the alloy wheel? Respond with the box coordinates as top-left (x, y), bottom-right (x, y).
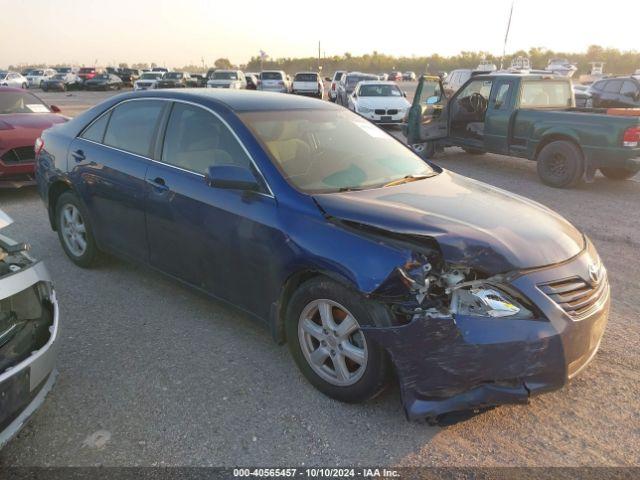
top-left (297, 299), bottom-right (368, 387)
top-left (60, 204), bottom-right (88, 257)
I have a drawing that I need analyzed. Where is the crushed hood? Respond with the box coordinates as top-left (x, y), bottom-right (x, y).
top-left (0, 210), bottom-right (13, 230)
top-left (313, 171), bottom-right (584, 275)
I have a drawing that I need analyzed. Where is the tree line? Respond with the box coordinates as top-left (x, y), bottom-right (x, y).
top-left (8, 46), bottom-right (640, 76)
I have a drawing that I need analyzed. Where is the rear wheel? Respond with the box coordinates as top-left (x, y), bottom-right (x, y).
top-left (55, 192), bottom-right (101, 268)
top-left (536, 141), bottom-right (584, 188)
top-left (286, 277), bottom-right (392, 403)
top-left (600, 167), bottom-right (639, 181)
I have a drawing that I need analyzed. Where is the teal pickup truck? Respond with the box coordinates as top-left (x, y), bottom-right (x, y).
top-left (405, 73), bottom-right (640, 188)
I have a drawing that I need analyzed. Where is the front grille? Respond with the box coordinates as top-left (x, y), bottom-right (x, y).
top-left (387, 109), bottom-right (399, 115)
top-left (1, 147), bottom-right (35, 165)
top-left (539, 268), bottom-right (609, 319)
top-left (375, 109), bottom-right (386, 115)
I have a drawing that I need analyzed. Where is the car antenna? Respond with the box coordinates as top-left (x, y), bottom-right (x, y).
top-left (500, 0), bottom-right (515, 70)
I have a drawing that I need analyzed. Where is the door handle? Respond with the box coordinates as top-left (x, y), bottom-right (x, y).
top-left (147, 176), bottom-right (169, 192)
top-left (71, 149), bottom-right (86, 162)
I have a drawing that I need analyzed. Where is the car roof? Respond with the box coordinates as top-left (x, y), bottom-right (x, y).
top-left (115, 89), bottom-right (339, 112)
top-left (357, 80), bottom-right (398, 86)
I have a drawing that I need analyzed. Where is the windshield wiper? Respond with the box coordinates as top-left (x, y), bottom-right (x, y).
top-left (383, 173), bottom-right (436, 188)
top-left (337, 186), bottom-right (364, 192)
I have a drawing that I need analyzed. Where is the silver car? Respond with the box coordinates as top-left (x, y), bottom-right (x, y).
top-left (25, 69), bottom-right (57, 89)
top-left (0, 210), bottom-right (59, 449)
top-left (0, 72), bottom-right (28, 89)
top-left (258, 70), bottom-right (290, 93)
top-left (206, 70), bottom-right (247, 89)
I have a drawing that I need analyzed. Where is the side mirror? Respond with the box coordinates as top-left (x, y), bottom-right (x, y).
top-left (205, 164), bottom-right (259, 191)
top-left (352, 92), bottom-right (357, 98)
top-left (50, 105), bottom-right (61, 113)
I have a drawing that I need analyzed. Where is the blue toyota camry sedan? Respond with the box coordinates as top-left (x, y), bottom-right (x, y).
top-left (35, 90), bottom-right (609, 422)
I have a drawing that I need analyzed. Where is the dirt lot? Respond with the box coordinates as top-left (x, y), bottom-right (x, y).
top-left (0, 88), bottom-right (638, 467)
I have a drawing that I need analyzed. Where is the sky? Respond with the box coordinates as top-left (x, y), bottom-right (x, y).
top-left (1, 0), bottom-right (638, 68)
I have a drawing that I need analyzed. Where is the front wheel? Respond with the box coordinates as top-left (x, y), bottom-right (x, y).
top-left (21, 82), bottom-right (27, 89)
top-left (536, 141), bottom-right (584, 188)
top-left (600, 167), bottom-right (639, 181)
top-left (411, 142), bottom-right (436, 159)
top-left (55, 192), bottom-right (101, 268)
top-left (286, 277), bottom-right (392, 403)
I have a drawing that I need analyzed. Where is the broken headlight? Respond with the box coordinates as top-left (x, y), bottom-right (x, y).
top-left (451, 285), bottom-right (533, 319)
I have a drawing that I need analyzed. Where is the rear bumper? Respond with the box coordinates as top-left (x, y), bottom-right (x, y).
top-left (0, 262), bottom-right (59, 448)
top-left (362, 245), bottom-right (609, 421)
top-left (583, 146), bottom-right (640, 171)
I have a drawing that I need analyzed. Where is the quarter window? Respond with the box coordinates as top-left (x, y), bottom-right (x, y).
top-left (81, 111), bottom-right (111, 143)
top-left (103, 100), bottom-right (165, 157)
top-left (620, 81), bottom-right (638, 97)
top-left (162, 103), bottom-right (252, 175)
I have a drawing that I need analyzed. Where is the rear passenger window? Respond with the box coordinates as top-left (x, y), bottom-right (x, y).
top-left (621, 81), bottom-right (638, 96)
top-left (81, 111), bottom-right (111, 143)
top-left (162, 103), bottom-right (252, 175)
top-left (103, 100), bottom-right (165, 157)
top-left (604, 81), bottom-right (623, 93)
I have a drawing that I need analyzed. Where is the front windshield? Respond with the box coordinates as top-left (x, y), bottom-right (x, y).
top-left (214, 71), bottom-right (238, 80)
top-left (141, 73), bottom-right (162, 80)
top-left (93, 74), bottom-right (109, 80)
top-left (165, 72), bottom-right (183, 79)
top-left (79, 68), bottom-right (94, 73)
top-left (57, 68), bottom-right (71, 73)
top-left (240, 109), bottom-right (434, 193)
top-left (30, 70), bottom-right (44, 76)
top-left (0, 91), bottom-right (50, 114)
top-left (53, 74), bottom-right (66, 80)
top-left (358, 84), bottom-right (402, 97)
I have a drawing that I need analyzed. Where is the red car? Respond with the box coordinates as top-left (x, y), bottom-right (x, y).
top-left (0, 88), bottom-right (67, 188)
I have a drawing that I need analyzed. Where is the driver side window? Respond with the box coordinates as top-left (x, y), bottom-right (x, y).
top-left (162, 103), bottom-right (252, 175)
top-left (458, 79), bottom-right (493, 102)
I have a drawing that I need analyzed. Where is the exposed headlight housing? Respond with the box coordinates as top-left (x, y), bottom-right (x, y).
top-left (451, 285), bottom-right (533, 319)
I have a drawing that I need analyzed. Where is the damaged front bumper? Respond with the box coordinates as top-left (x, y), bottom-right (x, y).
top-left (0, 245), bottom-right (59, 448)
top-left (362, 247), bottom-right (610, 421)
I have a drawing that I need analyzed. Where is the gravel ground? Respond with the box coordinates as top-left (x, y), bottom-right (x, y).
top-left (0, 89), bottom-right (638, 467)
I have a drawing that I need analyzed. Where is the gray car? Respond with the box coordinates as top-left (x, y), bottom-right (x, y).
top-left (0, 210), bottom-right (59, 449)
top-left (0, 72), bottom-right (28, 89)
top-left (335, 72), bottom-right (378, 106)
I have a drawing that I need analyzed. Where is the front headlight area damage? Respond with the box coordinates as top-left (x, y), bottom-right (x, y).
top-left (374, 250), bottom-right (536, 325)
top-left (353, 234), bottom-right (564, 423)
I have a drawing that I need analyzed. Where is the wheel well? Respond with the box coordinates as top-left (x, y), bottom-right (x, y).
top-left (47, 181), bottom-right (73, 230)
top-left (534, 134), bottom-right (584, 161)
top-left (271, 270), bottom-right (361, 345)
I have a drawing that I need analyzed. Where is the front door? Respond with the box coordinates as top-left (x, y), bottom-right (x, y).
top-left (406, 76), bottom-right (448, 146)
top-left (145, 102), bottom-right (281, 315)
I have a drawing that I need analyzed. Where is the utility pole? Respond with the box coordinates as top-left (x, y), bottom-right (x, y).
top-left (318, 41), bottom-right (321, 72)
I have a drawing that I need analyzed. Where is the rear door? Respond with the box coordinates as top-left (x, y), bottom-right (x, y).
top-left (70, 99), bottom-right (167, 260)
top-left (602, 80), bottom-right (623, 107)
top-left (484, 78), bottom-right (517, 154)
top-left (620, 80), bottom-right (640, 107)
top-left (406, 76), bottom-right (448, 145)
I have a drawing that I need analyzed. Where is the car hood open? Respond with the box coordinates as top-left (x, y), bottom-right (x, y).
top-left (313, 170), bottom-right (584, 275)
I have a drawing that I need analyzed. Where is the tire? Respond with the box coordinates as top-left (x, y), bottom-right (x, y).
top-left (536, 141), bottom-right (584, 188)
top-left (600, 167), bottom-right (639, 181)
top-left (286, 277), bottom-right (392, 404)
top-left (55, 192), bottom-right (101, 268)
top-left (462, 147), bottom-right (485, 155)
top-left (21, 83), bottom-right (27, 89)
top-left (412, 142), bottom-right (436, 159)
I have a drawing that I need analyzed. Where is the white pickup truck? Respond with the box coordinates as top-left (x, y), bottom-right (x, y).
top-left (291, 72), bottom-right (323, 99)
